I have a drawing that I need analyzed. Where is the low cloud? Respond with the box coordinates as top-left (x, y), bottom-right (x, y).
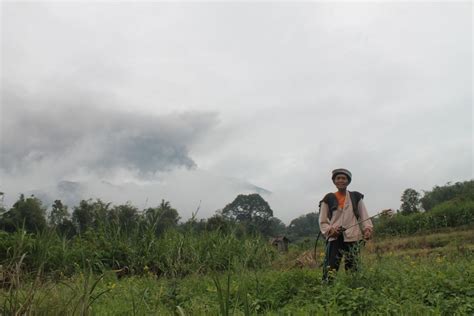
top-left (1, 89), bottom-right (218, 179)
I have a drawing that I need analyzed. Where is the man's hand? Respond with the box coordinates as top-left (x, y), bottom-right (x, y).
top-left (327, 226), bottom-right (342, 238)
top-left (363, 227), bottom-right (373, 240)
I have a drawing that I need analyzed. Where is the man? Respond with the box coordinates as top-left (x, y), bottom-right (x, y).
top-left (319, 168), bottom-right (373, 282)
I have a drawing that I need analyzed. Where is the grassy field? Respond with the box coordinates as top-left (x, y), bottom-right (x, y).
top-left (1, 228), bottom-right (473, 315)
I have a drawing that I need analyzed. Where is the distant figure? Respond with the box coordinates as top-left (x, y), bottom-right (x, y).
top-left (319, 168), bottom-right (373, 282)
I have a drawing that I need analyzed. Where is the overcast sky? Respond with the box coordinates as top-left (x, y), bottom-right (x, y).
top-left (1, 2), bottom-right (472, 223)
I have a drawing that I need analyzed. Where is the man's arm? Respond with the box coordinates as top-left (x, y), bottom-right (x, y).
top-left (358, 199), bottom-right (373, 239)
top-left (319, 202), bottom-right (339, 238)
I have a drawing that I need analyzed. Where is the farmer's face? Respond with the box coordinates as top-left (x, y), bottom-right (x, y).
top-left (333, 174), bottom-right (349, 190)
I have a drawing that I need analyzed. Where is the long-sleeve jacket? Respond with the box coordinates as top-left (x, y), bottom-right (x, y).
top-left (319, 190), bottom-right (373, 242)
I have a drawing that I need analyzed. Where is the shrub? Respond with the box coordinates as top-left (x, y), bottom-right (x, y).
top-left (375, 199), bottom-right (474, 236)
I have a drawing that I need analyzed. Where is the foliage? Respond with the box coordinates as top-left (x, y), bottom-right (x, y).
top-left (267, 217), bottom-right (287, 237)
top-left (1, 182), bottom-right (472, 314)
top-left (287, 212), bottom-right (319, 241)
top-left (49, 200), bottom-right (69, 227)
top-left (421, 180), bottom-right (474, 211)
top-left (400, 188), bottom-right (421, 215)
top-left (107, 202), bottom-right (139, 234)
top-left (0, 194), bottom-right (47, 233)
top-left (0, 225), bottom-right (277, 277)
top-left (144, 199), bottom-right (180, 237)
top-left (375, 199), bottom-right (474, 236)
top-left (72, 199), bottom-right (111, 234)
top-left (206, 214), bottom-right (231, 233)
top-left (49, 200), bottom-right (76, 238)
top-left (222, 194), bottom-right (273, 222)
top-left (0, 230), bottom-right (472, 315)
top-left (222, 193), bottom-right (274, 236)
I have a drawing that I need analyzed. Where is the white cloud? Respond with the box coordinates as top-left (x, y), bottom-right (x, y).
top-left (1, 2), bottom-right (471, 223)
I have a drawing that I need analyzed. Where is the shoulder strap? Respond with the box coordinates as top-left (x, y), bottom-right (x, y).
top-left (349, 191), bottom-right (364, 220)
top-left (319, 191), bottom-right (365, 220)
top-left (319, 193), bottom-right (338, 220)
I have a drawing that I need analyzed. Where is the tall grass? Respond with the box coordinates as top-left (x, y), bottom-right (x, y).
top-left (0, 216), bottom-right (278, 314)
top-left (0, 230), bottom-right (473, 314)
top-left (0, 224), bottom-right (276, 277)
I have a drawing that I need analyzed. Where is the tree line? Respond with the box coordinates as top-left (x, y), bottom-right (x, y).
top-left (400, 180), bottom-right (474, 214)
top-left (376, 180), bottom-right (473, 235)
top-left (0, 193), bottom-right (288, 239)
top-left (0, 180), bottom-right (472, 240)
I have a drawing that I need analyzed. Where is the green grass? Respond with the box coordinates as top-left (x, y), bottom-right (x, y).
top-left (1, 229), bottom-right (473, 315)
top-left (4, 254), bottom-right (471, 315)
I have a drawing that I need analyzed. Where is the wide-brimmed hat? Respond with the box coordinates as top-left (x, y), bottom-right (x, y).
top-left (332, 168), bottom-right (352, 183)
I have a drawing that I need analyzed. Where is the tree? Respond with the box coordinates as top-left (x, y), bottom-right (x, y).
top-left (108, 203), bottom-right (139, 233)
top-left (144, 200), bottom-right (180, 236)
top-left (222, 194), bottom-right (273, 221)
top-left (421, 180), bottom-right (474, 211)
top-left (206, 214), bottom-right (231, 233)
top-left (1, 194), bottom-right (47, 232)
top-left (222, 193), bottom-right (274, 236)
top-left (400, 188), bottom-right (421, 215)
top-left (267, 217), bottom-right (287, 237)
top-left (287, 212), bottom-right (319, 241)
top-left (72, 199), bottom-right (111, 233)
top-left (49, 200), bottom-right (69, 226)
top-left (0, 192), bottom-right (6, 218)
top-left (49, 199), bottom-right (76, 237)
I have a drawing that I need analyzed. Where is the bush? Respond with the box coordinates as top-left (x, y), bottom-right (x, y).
top-left (375, 199), bottom-right (474, 236)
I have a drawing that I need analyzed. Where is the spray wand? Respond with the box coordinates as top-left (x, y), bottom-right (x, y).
top-left (339, 209), bottom-right (394, 232)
